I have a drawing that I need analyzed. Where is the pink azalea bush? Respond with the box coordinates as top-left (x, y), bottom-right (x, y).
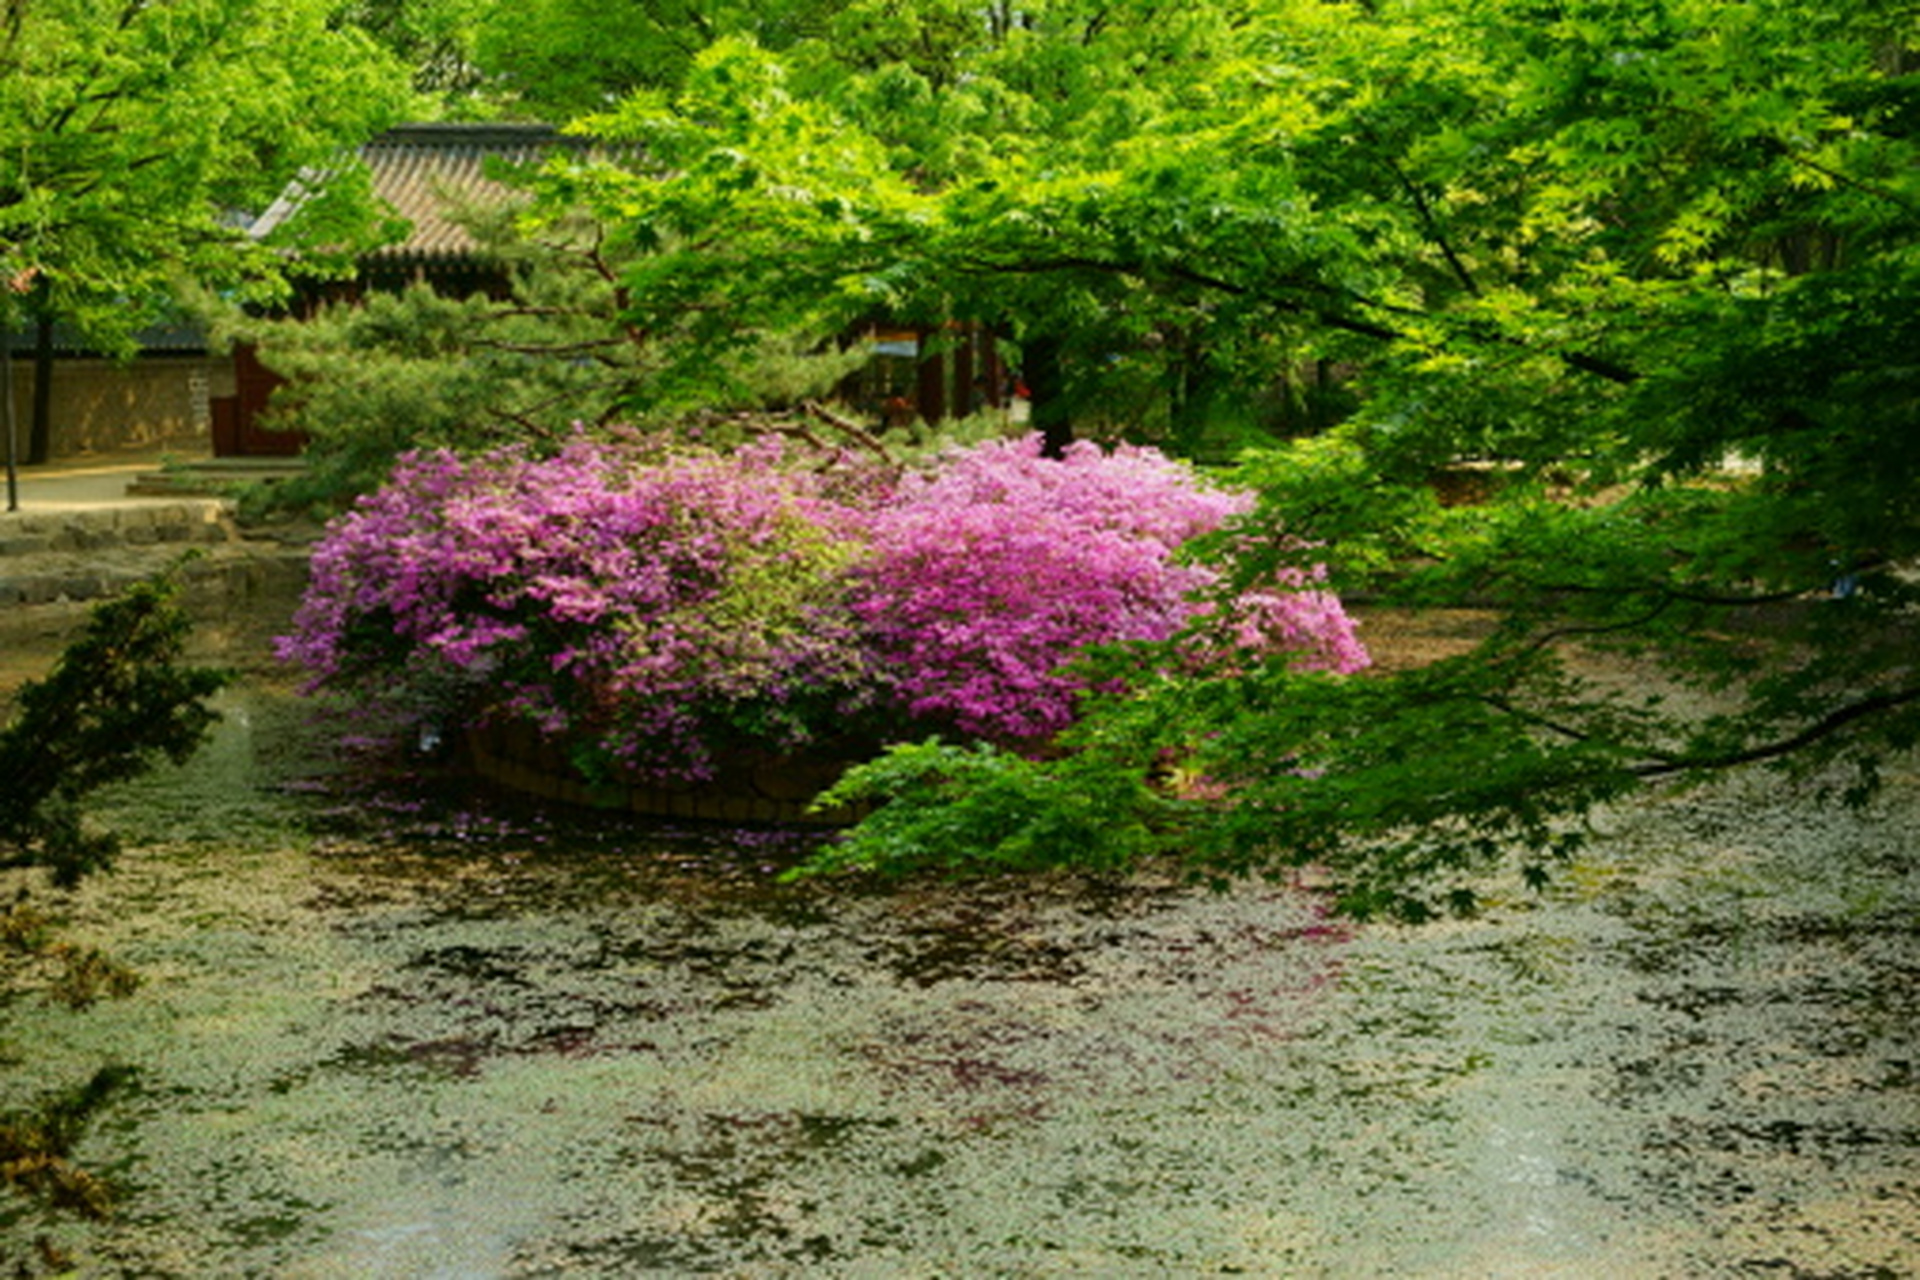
top-left (280, 432), bottom-right (1368, 781)
top-left (278, 435), bottom-right (879, 780)
top-left (852, 436), bottom-right (1365, 740)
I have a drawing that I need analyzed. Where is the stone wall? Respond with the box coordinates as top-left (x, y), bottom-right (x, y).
top-left (4, 354), bottom-right (233, 460)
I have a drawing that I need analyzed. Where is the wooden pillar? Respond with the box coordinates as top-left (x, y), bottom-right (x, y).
top-left (951, 322), bottom-right (976, 417)
top-left (915, 328), bottom-right (947, 423)
top-left (981, 330), bottom-right (1006, 408)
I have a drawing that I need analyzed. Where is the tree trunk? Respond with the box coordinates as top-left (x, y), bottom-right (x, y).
top-left (28, 305), bottom-right (52, 466)
top-left (1022, 334), bottom-right (1072, 458)
top-left (3, 305), bottom-right (16, 511)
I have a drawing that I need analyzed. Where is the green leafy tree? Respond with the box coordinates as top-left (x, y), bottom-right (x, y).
top-left (509, 40), bottom-right (924, 433)
top-left (468, 0), bottom-right (844, 119)
top-left (708, 0), bottom-right (1920, 915)
top-left (0, 0), bottom-right (411, 467)
top-left (532, 7), bottom-right (1292, 451)
top-left (336, 0), bottom-right (495, 109)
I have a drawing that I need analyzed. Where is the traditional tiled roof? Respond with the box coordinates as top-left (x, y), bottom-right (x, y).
top-left (26, 317), bottom-right (210, 356)
top-left (252, 122), bottom-right (584, 269)
top-left (10, 126), bottom-right (581, 355)
top-left (359, 123), bottom-right (577, 266)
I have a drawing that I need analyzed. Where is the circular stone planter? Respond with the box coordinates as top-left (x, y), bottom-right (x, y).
top-left (466, 720), bottom-right (869, 826)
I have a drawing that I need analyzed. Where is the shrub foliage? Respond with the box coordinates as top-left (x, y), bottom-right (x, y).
top-left (280, 433), bottom-right (1366, 780)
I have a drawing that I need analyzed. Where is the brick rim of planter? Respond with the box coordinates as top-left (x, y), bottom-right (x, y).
top-left (464, 723), bottom-right (871, 827)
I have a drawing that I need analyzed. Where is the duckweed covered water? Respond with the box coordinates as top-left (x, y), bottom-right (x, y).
top-left (4, 678), bottom-right (1918, 1276)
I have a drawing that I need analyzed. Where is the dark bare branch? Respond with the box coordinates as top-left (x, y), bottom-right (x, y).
top-left (1634, 686), bottom-right (1920, 778)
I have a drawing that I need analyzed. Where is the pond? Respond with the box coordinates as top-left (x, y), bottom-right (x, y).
top-left (3, 630), bottom-right (1918, 1276)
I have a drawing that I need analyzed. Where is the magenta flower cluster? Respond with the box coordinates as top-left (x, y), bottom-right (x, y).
top-left (853, 436), bottom-right (1355, 739)
top-left (279, 433), bottom-right (1368, 779)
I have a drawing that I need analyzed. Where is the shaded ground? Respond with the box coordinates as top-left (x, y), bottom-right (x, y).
top-left (1, 603), bottom-right (1917, 1276)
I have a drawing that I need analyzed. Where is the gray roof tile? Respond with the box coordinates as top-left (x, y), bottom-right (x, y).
top-left (253, 123), bottom-right (586, 267)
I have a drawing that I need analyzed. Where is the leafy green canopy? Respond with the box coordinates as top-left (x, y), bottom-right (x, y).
top-left (524, 43), bottom-right (925, 402)
top-left (543, 1), bottom-right (1920, 914)
top-left (0, 0), bottom-right (409, 354)
top-left (473, 0), bottom-right (846, 119)
top-left (522, 5), bottom-right (1287, 442)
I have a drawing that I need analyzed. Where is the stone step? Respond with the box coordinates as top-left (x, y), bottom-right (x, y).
top-left (0, 499), bottom-right (238, 558)
top-left (0, 497), bottom-right (259, 608)
top-left (126, 459), bottom-right (307, 497)
top-left (0, 535), bottom-right (310, 611)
